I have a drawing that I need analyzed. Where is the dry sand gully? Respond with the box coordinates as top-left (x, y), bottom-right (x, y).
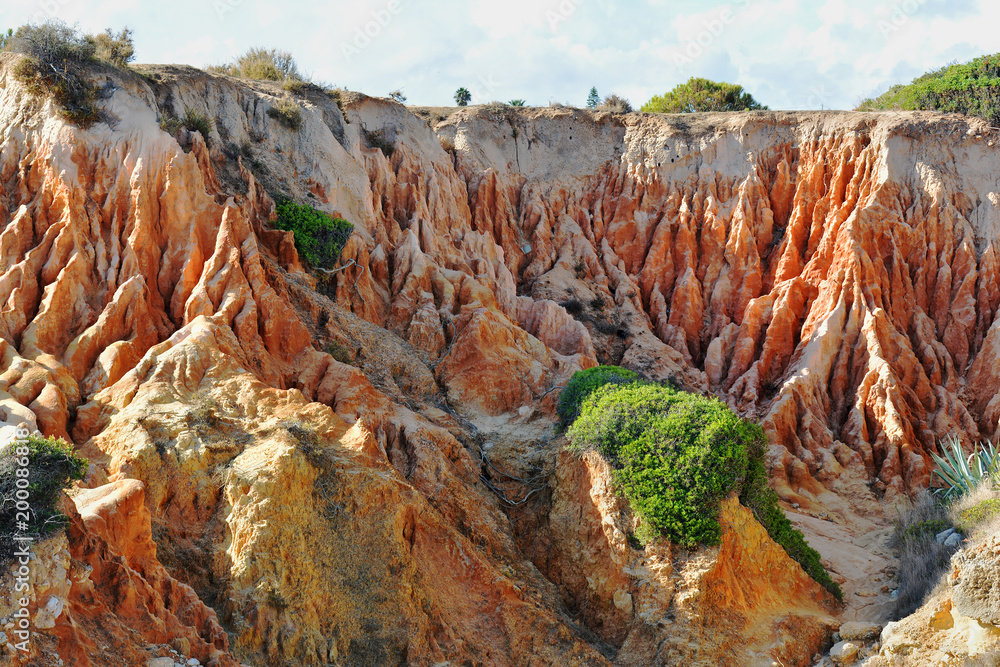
top-left (2, 54), bottom-right (1000, 664)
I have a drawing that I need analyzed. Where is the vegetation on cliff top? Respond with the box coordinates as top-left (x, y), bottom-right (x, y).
top-left (563, 369), bottom-right (841, 599)
top-left (0, 434), bottom-right (88, 564)
top-left (642, 77), bottom-right (767, 113)
top-left (2, 20), bottom-right (136, 127)
top-left (858, 54), bottom-right (1000, 124)
top-left (209, 46), bottom-right (302, 83)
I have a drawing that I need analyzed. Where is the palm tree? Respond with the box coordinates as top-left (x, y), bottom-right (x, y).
top-left (454, 87), bottom-right (471, 106)
top-left (508, 99), bottom-right (526, 106)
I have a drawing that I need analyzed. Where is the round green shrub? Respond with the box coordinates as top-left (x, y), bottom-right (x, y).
top-left (568, 384), bottom-right (752, 547)
top-left (567, 383), bottom-right (843, 600)
top-left (556, 365), bottom-right (640, 428)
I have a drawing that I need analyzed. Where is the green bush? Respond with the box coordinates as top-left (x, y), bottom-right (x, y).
top-left (956, 498), bottom-right (1000, 534)
top-left (13, 56), bottom-right (101, 126)
top-left (566, 381), bottom-right (842, 599)
top-left (274, 197), bottom-right (353, 269)
top-left (857, 54), bottom-right (1000, 124)
top-left (1, 434), bottom-right (87, 564)
top-left (642, 77), bottom-right (767, 113)
top-left (896, 518), bottom-right (950, 545)
top-left (267, 98), bottom-right (302, 130)
top-left (568, 384), bottom-right (747, 547)
top-left (324, 340), bottom-right (353, 364)
top-left (556, 365), bottom-right (640, 428)
top-left (283, 78), bottom-right (305, 94)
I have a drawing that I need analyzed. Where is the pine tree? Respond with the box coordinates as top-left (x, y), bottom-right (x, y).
top-left (587, 87), bottom-right (600, 109)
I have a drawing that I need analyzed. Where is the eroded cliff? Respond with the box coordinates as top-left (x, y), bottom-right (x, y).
top-left (2, 54), bottom-right (999, 665)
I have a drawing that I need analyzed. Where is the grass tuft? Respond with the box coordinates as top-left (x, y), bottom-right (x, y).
top-left (267, 98), bottom-right (303, 130)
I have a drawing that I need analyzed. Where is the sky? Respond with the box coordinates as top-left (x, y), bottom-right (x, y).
top-left (1, 0), bottom-right (997, 110)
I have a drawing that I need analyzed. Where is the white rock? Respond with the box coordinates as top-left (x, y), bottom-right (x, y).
top-left (147, 659), bottom-right (175, 667)
top-left (0, 425), bottom-right (19, 449)
top-left (186, 659), bottom-right (201, 666)
top-left (839, 621), bottom-right (882, 641)
top-left (830, 640), bottom-right (859, 664)
top-left (936, 528), bottom-right (955, 544)
top-left (944, 532), bottom-right (963, 548)
top-left (33, 595), bottom-right (67, 630)
top-left (612, 589), bottom-right (634, 613)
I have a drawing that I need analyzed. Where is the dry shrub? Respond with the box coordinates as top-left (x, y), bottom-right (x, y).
top-left (889, 492), bottom-right (959, 618)
top-left (267, 98), bottom-right (302, 130)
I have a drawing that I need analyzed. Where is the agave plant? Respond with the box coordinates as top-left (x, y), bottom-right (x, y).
top-left (931, 436), bottom-right (1000, 499)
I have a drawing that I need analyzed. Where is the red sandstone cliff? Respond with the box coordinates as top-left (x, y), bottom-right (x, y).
top-left (2, 54), bottom-right (999, 665)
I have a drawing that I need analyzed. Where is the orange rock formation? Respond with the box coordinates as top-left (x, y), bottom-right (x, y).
top-left (3, 54), bottom-right (999, 664)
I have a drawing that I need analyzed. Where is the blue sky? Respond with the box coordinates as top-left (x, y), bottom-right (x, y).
top-left (1, 0), bottom-right (996, 110)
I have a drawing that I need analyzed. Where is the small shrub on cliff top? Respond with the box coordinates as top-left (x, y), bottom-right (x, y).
top-left (599, 93), bottom-right (633, 113)
top-left (0, 434), bottom-right (87, 565)
top-left (274, 197), bottom-right (353, 270)
top-left (4, 21), bottom-right (137, 127)
top-left (90, 27), bottom-right (135, 68)
top-left (642, 77), bottom-right (767, 113)
top-left (216, 46), bottom-right (302, 82)
top-left (557, 365), bottom-right (640, 429)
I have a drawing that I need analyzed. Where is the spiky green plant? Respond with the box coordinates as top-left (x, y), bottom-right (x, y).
top-left (931, 436), bottom-right (1000, 499)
